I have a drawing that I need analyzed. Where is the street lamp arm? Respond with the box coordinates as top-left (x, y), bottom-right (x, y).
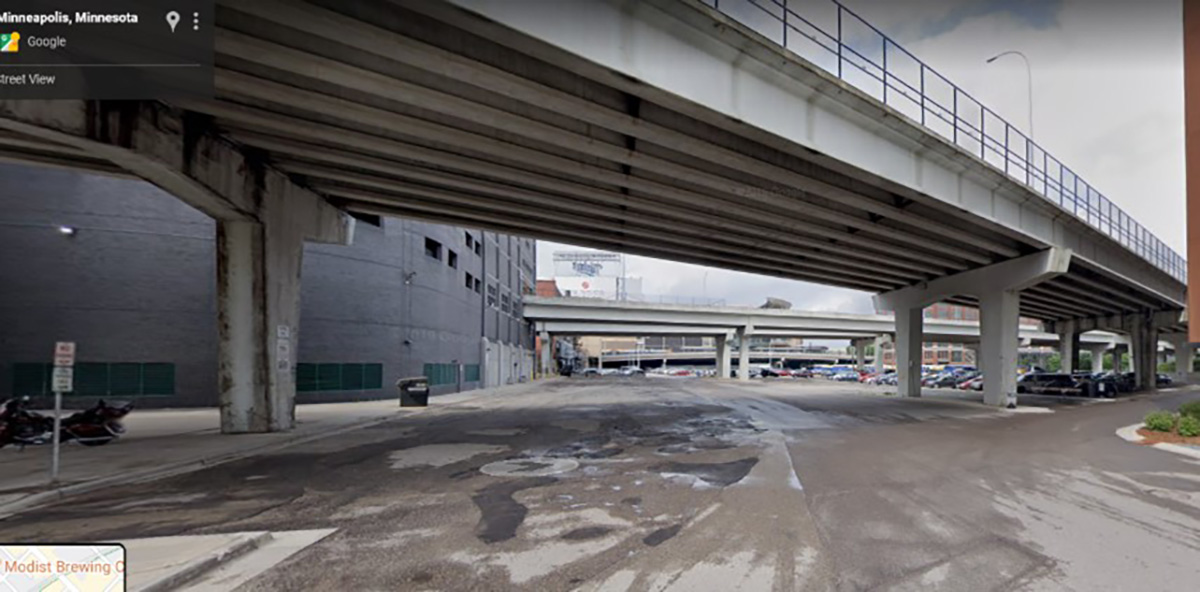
top-left (984, 50), bottom-right (1034, 141)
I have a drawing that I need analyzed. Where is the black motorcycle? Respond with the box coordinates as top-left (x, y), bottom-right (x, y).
top-left (1, 397), bottom-right (133, 449)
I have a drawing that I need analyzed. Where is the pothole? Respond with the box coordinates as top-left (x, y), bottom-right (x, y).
top-left (481, 457), bottom-right (580, 477)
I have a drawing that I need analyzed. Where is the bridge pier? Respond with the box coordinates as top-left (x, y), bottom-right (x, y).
top-left (716, 332), bottom-right (733, 379)
top-left (737, 326), bottom-right (751, 381)
top-left (893, 307), bottom-right (924, 398)
top-left (854, 339), bottom-right (868, 372)
top-left (539, 330), bottom-right (553, 377)
top-left (978, 291), bottom-right (1021, 407)
top-left (1126, 313), bottom-right (1159, 392)
top-left (1167, 334), bottom-right (1194, 384)
top-left (876, 249), bottom-right (1071, 407)
top-left (1056, 320), bottom-right (1080, 374)
top-left (217, 175), bottom-right (353, 433)
top-left (873, 335), bottom-right (888, 373)
top-left (1086, 344), bottom-right (1108, 373)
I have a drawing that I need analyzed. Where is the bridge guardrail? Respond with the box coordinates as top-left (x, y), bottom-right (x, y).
top-left (704, 0), bottom-right (1186, 282)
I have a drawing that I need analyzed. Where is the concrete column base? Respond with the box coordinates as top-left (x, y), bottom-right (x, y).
top-left (716, 333), bottom-right (732, 379)
top-left (873, 335), bottom-right (888, 373)
top-left (1086, 344), bottom-right (1107, 373)
top-left (1168, 335), bottom-right (1194, 385)
top-left (1129, 314), bottom-right (1158, 392)
top-left (217, 178), bottom-right (352, 434)
top-left (895, 307), bottom-right (923, 398)
top-left (539, 331), bottom-right (553, 378)
top-left (980, 290), bottom-right (1020, 408)
top-left (737, 326), bottom-right (751, 381)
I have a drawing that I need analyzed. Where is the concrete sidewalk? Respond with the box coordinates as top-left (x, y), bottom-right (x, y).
top-left (0, 382), bottom-right (545, 516)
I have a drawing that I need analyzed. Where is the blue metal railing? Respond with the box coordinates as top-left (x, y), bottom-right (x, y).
top-left (704, 0), bottom-right (1186, 282)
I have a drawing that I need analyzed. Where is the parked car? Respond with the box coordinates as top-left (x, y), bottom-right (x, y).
top-left (1017, 372), bottom-right (1082, 396)
top-left (958, 376), bottom-right (983, 390)
top-left (618, 366), bottom-right (645, 376)
top-left (793, 367), bottom-right (813, 378)
top-left (580, 368), bottom-right (602, 377)
top-left (929, 373), bottom-right (966, 388)
top-left (832, 370), bottom-right (861, 382)
top-left (1157, 373), bottom-right (1172, 387)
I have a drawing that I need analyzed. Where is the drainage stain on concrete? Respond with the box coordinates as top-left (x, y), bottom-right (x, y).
top-left (643, 523), bottom-right (682, 546)
top-left (561, 526), bottom-right (614, 541)
top-left (471, 477), bottom-right (557, 544)
top-left (653, 457), bottom-right (760, 487)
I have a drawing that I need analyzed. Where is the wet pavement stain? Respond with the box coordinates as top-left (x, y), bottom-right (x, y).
top-left (654, 457), bottom-right (760, 487)
top-left (561, 526), bottom-right (614, 541)
top-left (471, 476), bottom-right (556, 544)
top-left (643, 524), bottom-right (682, 547)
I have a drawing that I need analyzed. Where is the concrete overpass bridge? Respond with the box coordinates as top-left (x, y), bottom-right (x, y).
top-left (526, 297), bottom-right (1134, 380)
top-left (0, 0), bottom-right (1186, 428)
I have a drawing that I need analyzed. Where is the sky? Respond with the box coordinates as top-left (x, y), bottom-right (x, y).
top-left (535, 0), bottom-right (1186, 317)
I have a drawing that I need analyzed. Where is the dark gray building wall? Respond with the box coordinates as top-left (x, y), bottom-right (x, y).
top-left (0, 163), bottom-right (535, 406)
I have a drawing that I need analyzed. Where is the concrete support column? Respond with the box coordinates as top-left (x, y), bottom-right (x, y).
top-left (539, 330), bottom-right (553, 378)
top-left (1057, 320), bottom-right (1079, 374)
top-left (1087, 344), bottom-right (1107, 373)
top-left (1168, 335), bottom-right (1193, 385)
top-left (737, 326), bottom-right (752, 381)
top-left (1112, 344), bottom-right (1128, 373)
top-left (1128, 314), bottom-right (1158, 392)
top-left (894, 307), bottom-right (924, 398)
top-left (873, 335), bottom-right (887, 373)
top-left (716, 332), bottom-right (733, 379)
top-left (216, 175), bottom-right (353, 434)
top-left (216, 219), bottom-right (305, 433)
top-left (854, 339), bottom-right (868, 371)
top-left (979, 290), bottom-right (1020, 408)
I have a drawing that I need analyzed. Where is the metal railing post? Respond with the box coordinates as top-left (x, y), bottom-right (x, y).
top-left (836, 7), bottom-right (843, 79)
top-left (980, 105), bottom-right (985, 159)
top-left (919, 66), bottom-right (925, 125)
top-left (882, 38), bottom-right (888, 105)
top-left (952, 88), bottom-right (958, 145)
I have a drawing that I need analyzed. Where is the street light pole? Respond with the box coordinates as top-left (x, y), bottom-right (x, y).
top-left (985, 50), bottom-right (1034, 141)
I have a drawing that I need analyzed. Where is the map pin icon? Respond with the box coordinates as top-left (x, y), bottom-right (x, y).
top-left (166, 11), bottom-right (180, 33)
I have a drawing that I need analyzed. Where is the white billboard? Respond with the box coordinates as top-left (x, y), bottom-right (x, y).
top-left (552, 251), bottom-right (623, 278)
top-left (555, 276), bottom-right (618, 298)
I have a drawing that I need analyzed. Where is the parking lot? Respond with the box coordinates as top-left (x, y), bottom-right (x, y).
top-left (3, 377), bottom-right (1199, 590)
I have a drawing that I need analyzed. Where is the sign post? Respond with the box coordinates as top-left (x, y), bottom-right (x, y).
top-left (50, 341), bottom-right (75, 483)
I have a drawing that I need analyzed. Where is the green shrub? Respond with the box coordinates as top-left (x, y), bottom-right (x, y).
top-left (1178, 415), bottom-right (1200, 438)
top-left (1179, 400), bottom-right (1200, 421)
top-left (1144, 411), bottom-right (1176, 432)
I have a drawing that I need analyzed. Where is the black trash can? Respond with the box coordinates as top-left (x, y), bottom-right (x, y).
top-left (397, 377), bottom-right (430, 407)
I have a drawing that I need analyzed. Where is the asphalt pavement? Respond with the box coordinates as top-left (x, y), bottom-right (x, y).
top-left (3, 378), bottom-right (1198, 591)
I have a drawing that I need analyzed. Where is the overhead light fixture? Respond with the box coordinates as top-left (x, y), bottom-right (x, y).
top-left (58, 225), bottom-right (76, 236)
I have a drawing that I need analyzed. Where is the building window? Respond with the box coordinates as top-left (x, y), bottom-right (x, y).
top-left (464, 364), bottom-right (481, 382)
top-left (424, 237), bottom-right (442, 260)
top-left (296, 363), bottom-right (383, 392)
top-left (465, 232), bottom-right (474, 250)
top-left (501, 293), bottom-right (511, 314)
top-left (474, 241), bottom-right (482, 256)
top-left (951, 350), bottom-right (964, 362)
top-left (448, 250), bottom-right (458, 269)
top-left (487, 283), bottom-right (498, 307)
top-left (12, 362), bottom-right (176, 397)
top-left (473, 277), bottom-right (482, 293)
top-left (423, 363), bottom-right (460, 386)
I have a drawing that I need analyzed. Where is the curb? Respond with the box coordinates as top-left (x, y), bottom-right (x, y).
top-left (0, 382), bottom-right (538, 518)
top-left (138, 532), bottom-right (272, 592)
top-left (1115, 422), bottom-right (1200, 461)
